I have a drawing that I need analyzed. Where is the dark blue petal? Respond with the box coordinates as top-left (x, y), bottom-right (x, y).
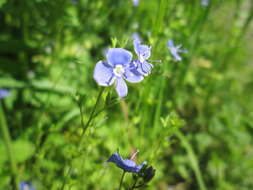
top-left (93, 61), bottom-right (115, 86)
top-left (107, 153), bottom-right (144, 173)
top-left (106, 48), bottom-right (132, 66)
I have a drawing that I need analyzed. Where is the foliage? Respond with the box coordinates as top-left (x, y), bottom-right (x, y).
top-left (0, 0), bottom-right (253, 189)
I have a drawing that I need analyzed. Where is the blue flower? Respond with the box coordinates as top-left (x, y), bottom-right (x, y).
top-left (0, 89), bottom-right (10, 99)
top-left (201, 0), bottom-right (209, 6)
top-left (107, 152), bottom-right (146, 173)
top-left (132, 0), bottom-right (139, 7)
top-left (93, 48), bottom-right (144, 97)
top-left (167, 40), bottom-right (187, 62)
top-left (19, 181), bottom-right (35, 190)
top-left (132, 39), bottom-right (153, 76)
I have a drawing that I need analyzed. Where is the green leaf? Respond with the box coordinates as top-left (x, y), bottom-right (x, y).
top-left (0, 140), bottom-right (35, 164)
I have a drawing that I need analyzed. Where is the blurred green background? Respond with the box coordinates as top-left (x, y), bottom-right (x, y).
top-left (0, 0), bottom-right (253, 189)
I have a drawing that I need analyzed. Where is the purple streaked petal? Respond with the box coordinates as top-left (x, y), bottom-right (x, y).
top-left (93, 61), bottom-right (115, 86)
top-left (124, 69), bottom-right (144, 83)
top-left (134, 60), bottom-right (153, 76)
top-left (115, 78), bottom-right (128, 97)
top-left (134, 40), bottom-right (151, 60)
top-left (106, 48), bottom-right (132, 66)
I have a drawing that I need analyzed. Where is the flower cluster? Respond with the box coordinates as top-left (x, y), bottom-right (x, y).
top-left (93, 39), bottom-right (154, 98)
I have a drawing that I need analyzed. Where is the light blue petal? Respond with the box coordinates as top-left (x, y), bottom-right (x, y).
top-left (171, 51), bottom-right (182, 61)
top-left (115, 78), bottom-right (128, 97)
top-left (134, 40), bottom-right (151, 60)
top-left (106, 48), bottom-right (132, 66)
top-left (167, 40), bottom-right (175, 48)
top-left (134, 60), bottom-right (153, 76)
top-left (93, 61), bottom-right (115, 86)
top-left (0, 89), bottom-right (10, 99)
top-left (134, 39), bottom-right (141, 55)
top-left (124, 69), bottom-right (144, 83)
top-left (132, 32), bottom-right (141, 41)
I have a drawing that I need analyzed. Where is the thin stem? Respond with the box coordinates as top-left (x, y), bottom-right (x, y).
top-left (118, 171), bottom-right (126, 190)
top-left (78, 87), bottom-right (105, 151)
top-left (61, 88), bottom-right (105, 190)
top-left (0, 103), bottom-right (18, 190)
top-left (81, 87), bottom-right (105, 137)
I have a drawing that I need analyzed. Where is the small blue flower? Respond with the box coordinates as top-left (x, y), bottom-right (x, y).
top-left (93, 48), bottom-right (144, 97)
top-left (167, 40), bottom-right (187, 62)
top-left (19, 181), bottom-right (35, 190)
top-left (132, 0), bottom-right (139, 7)
top-left (201, 0), bottom-right (209, 6)
top-left (132, 39), bottom-right (153, 76)
top-left (107, 152), bottom-right (145, 173)
top-left (0, 89), bottom-right (10, 99)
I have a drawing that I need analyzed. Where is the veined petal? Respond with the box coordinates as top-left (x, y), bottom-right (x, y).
top-left (115, 77), bottom-right (128, 97)
top-left (134, 39), bottom-right (151, 60)
top-left (124, 69), bottom-right (144, 83)
top-left (135, 60), bottom-right (153, 76)
top-left (93, 61), bottom-right (115, 86)
top-left (106, 48), bottom-right (132, 66)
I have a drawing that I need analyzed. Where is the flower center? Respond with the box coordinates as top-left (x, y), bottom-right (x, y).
top-left (23, 185), bottom-right (30, 190)
top-left (113, 65), bottom-right (125, 77)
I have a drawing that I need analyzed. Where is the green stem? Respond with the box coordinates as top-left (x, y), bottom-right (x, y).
top-left (118, 171), bottom-right (126, 190)
top-left (0, 104), bottom-right (18, 190)
top-left (78, 87), bottom-right (105, 150)
top-left (60, 88), bottom-right (105, 190)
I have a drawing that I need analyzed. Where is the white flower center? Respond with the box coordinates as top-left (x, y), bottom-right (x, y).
top-left (113, 65), bottom-right (125, 77)
top-left (24, 185), bottom-right (30, 190)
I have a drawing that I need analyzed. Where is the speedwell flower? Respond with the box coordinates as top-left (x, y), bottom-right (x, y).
top-left (0, 89), bottom-right (10, 99)
top-left (19, 181), bottom-right (35, 190)
top-left (93, 48), bottom-right (143, 97)
top-left (201, 0), bottom-right (209, 6)
top-left (132, 0), bottom-right (139, 6)
top-left (132, 39), bottom-right (153, 76)
top-left (107, 152), bottom-right (146, 173)
top-left (167, 40), bottom-right (187, 62)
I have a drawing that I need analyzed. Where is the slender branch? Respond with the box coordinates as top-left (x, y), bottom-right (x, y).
top-left (81, 87), bottom-right (105, 137)
top-left (118, 171), bottom-right (126, 190)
